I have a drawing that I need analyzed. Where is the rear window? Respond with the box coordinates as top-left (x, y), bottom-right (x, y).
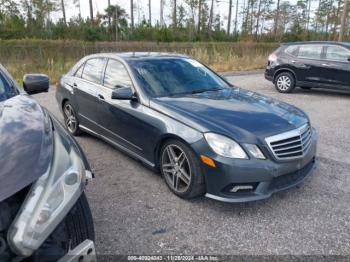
top-left (298, 45), bottom-right (323, 59)
top-left (285, 45), bottom-right (299, 56)
top-left (82, 58), bottom-right (105, 84)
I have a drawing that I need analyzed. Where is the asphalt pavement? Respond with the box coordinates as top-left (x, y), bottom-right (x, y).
top-left (33, 72), bottom-right (350, 256)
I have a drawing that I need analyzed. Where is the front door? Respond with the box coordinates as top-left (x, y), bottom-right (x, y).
top-left (96, 59), bottom-right (153, 158)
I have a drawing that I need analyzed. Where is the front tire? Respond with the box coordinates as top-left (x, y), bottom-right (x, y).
top-left (160, 139), bottom-right (205, 199)
top-left (63, 101), bottom-right (82, 136)
top-left (275, 72), bottom-right (296, 93)
top-left (31, 193), bottom-right (95, 262)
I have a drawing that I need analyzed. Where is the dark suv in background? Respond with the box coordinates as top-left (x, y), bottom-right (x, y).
top-left (265, 41), bottom-right (350, 93)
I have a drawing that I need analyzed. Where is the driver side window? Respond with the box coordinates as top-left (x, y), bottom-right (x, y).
top-left (103, 59), bottom-right (132, 89)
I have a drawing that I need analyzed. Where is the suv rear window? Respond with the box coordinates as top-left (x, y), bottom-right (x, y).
top-left (298, 45), bottom-right (323, 59)
top-left (285, 45), bottom-right (298, 56)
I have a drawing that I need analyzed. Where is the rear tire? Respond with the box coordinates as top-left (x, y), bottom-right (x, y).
top-left (63, 101), bottom-right (82, 136)
top-left (31, 193), bottom-right (95, 262)
top-left (274, 72), bottom-right (296, 93)
top-left (160, 139), bottom-right (206, 199)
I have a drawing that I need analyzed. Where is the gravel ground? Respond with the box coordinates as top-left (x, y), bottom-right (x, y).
top-left (33, 72), bottom-right (350, 256)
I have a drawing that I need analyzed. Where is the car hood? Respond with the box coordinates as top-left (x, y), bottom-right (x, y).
top-left (150, 87), bottom-right (309, 142)
top-left (0, 95), bottom-right (53, 202)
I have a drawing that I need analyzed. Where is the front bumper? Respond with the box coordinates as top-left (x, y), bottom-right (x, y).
top-left (192, 128), bottom-right (318, 203)
top-left (58, 240), bottom-right (96, 262)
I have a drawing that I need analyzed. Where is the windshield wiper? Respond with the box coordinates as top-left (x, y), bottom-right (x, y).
top-left (190, 87), bottom-right (223, 94)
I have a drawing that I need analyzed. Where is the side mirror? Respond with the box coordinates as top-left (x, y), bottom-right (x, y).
top-left (23, 74), bottom-right (49, 95)
top-left (111, 87), bottom-right (136, 100)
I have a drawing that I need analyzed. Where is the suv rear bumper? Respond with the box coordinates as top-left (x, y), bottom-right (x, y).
top-left (265, 68), bottom-right (274, 82)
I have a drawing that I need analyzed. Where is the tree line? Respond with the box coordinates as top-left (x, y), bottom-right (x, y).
top-left (0, 0), bottom-right (349, 42)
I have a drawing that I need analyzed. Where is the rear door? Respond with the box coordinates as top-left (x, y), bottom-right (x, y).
top-left (293, 44), bottom-right (325, 85)
top-left (74, 58), bottom-right (106, 130)
top-left (322, 45), bottom-right (350, 89)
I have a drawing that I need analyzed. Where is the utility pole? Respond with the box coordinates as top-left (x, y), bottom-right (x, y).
top-left (339, 0), bottom-right (349, 41)
top-left (227, 0), bottom-right (233, 34)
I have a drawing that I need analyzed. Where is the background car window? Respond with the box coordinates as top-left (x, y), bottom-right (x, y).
top-left (103, 59), bottom-right (132, 89)
top-left (325, 46), bottom-right (350, 62)
top-left (0, 73), bottom-right (13, 102)
top-left (74, 63), bottom-right (84, 78)
top-left (298, 45), bottom-right (322, 59)
top-left (82, 58), bottom-right (105, 84)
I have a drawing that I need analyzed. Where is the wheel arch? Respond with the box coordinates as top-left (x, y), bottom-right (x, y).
top-left (62, 98), bottom-right (69, 110)
top-left (153, 134), bottom-right (197, 170)
top-left (273, 68), bottom-right (297, 83)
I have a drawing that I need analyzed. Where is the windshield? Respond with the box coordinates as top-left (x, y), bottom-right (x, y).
top-left (0, 69), bottom-right (17, 102)
top-left (129, 58), bottom-right (230, 97)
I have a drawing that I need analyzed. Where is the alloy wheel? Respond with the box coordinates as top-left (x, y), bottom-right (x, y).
top-left (276, 75), bottom-right (292, 91)
top-left (64, 104), bottom-right (77, 133)
top-left (162, 144), bottom-right (192, 193)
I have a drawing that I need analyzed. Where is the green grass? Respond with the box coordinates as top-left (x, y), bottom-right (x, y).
top-left (0, 40), bottom-right (278, 82)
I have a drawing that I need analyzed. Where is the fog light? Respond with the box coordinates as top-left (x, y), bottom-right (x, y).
top-left (230, 185), bottom-right (254, 193)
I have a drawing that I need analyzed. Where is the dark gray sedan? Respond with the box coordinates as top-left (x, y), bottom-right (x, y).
top-left (56, 53), bottom-right (318, 203)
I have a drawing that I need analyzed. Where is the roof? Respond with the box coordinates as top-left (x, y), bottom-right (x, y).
top-left (282, 41), bottom-right (350, 48)
top-left (87, 52), bottom-right (190, 61)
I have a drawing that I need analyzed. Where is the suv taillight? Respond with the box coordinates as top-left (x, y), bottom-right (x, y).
top-left (268, 53), bottom-right (277, 62)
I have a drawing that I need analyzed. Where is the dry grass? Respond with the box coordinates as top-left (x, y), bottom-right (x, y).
top-left (0, 40), bottom-right (278, 82)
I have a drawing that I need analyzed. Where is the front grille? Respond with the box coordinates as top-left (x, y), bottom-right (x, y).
top-left (265, 123), bottom-right (312, 160)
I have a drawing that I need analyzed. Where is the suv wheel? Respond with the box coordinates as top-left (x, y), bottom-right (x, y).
top-left (275, 72), bottom-right (295, 93)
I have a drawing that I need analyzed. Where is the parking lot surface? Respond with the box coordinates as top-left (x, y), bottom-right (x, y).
top-left (34, 72), bottom-right (350, 255)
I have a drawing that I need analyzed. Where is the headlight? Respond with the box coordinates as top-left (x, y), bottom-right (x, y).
top-left (243, 144), bottom-right (266, 159)
top-left (8, 131), bottom-right (86, 257)
top-left (204, 133), bottom-right (248, 159)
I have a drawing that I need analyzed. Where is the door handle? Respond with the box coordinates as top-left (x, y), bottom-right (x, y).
top-left (97, 94), bottom-right (105, 100)
top-left (73, 83), bottom-right (77, 87)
